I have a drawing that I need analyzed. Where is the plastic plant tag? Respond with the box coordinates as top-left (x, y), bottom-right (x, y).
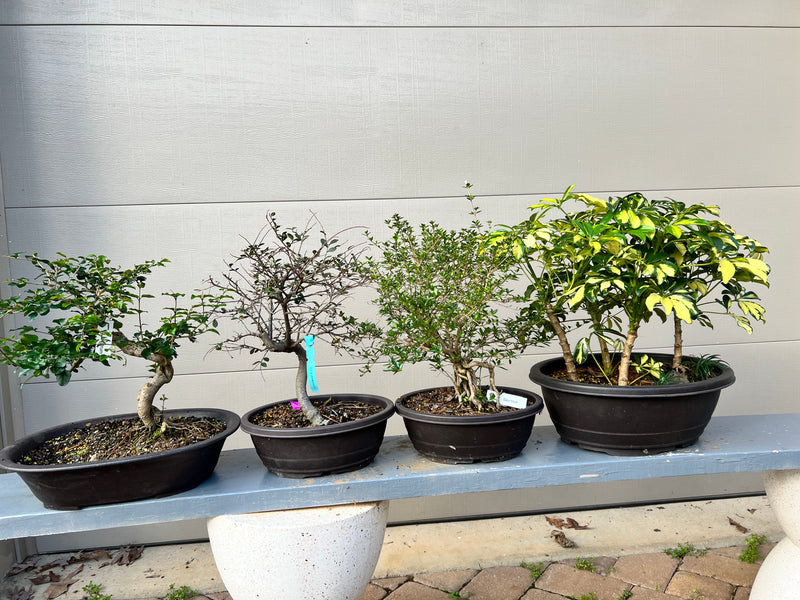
top-left (304, 335), bottom-right (319, 393)
top-left (290, 401), bottom-right (301, 410)
top-left (486, 390), bottom-right (499, 403)
top-left (498, 393), bottom-right (528, 409)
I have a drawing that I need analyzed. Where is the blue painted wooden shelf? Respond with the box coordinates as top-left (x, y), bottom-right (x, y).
top-left (1, 414), bottom-right (799, 540)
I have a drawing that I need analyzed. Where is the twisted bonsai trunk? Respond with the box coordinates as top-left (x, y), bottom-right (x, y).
top-left (113, 333), bottom-right (173, 429)
top-left (293, 345), bottom-right (328, 426)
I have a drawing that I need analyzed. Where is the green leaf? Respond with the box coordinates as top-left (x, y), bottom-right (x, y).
top-left (55, 370), bottom-right (72, 386)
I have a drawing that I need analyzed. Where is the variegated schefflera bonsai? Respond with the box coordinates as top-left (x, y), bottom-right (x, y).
top-left (488, 187), bottom-right (771, 385)
top-left (0, 253), bottom-right (225, 429)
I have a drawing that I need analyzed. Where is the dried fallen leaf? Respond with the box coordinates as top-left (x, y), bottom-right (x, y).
top-left (7, 587), bottom-right (35, 600)
top-left (728, 517), bottom-right (748, 533)
top-left (37, 557), bottom-right (72, 571)
top-left (72, 549), bottom-right (111, 563)
top-left (30, 571), bottom-right (60, 585)
top-left (565, 517), bottom-right (589, 530)
top-left (43, 565), bottom-right (82, 600)
top-left (550, 530), bottom-right (576, 548)
top-left (6, 561), bottom-right (36, 577)
top-left (102, 545), bottom-right (145, 567)
top-left (546, 516), bottom-right (566, 529)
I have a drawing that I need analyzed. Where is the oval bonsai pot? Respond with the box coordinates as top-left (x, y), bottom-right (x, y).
top-left (241, 394), bottom-right (395, 478)
top-left (529, 353), bottom-right (736, 456)
top-left (395, 386), bottom-right (544, 464)
top-left (0, 408), bottom-right (240, 510)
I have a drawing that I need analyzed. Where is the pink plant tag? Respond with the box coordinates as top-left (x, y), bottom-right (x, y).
top-left (290, 401), bottom-right (301, 410)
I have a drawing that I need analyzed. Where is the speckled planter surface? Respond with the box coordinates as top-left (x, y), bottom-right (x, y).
top-left (207, 501), bottom-right (388, 600)
top-left (750, 469), bottom-right (800, 599)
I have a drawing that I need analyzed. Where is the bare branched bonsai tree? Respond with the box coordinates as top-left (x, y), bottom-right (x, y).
top-left (208, 212), bottom-right (369, 426)
top-left (0, 253), bottom-right (224, 429)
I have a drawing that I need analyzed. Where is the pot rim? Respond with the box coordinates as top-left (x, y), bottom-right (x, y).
top-left (240, 393), bottom-right (395, 439)
top-left (396, 385), bottom-right (544, 425)
top-left (0, 408), bottom-right (241, 473)
top-left (529, 353), bottom-right (735, 397)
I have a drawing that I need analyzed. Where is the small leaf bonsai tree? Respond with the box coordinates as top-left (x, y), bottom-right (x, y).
top-left (489, 187), bottom-right (770, 385)
top-left (359, 183), bottom-right (538, 410)
top-left (207, 212), bottom-right (368, 426)
top-left (0, 253), bottom-right (224, 428)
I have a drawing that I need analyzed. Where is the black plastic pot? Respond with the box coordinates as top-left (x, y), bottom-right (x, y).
top-left (0, 408), bottom-right (240, 510)
top-left (395, 386), bottom-right (544, 464)
top-left (529, 354), bottom-right (736, 455)
top-left (241, 394), bottom-right (395, 478)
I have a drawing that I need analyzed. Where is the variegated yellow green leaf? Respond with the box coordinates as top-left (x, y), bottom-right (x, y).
top-left (568, 285), bottom-right (585, 309)
top-left (645, 293), bottom-right (661, 311)
top-left (659, 263), bottom-right (676, 277)
top-left (578, 194), bottom-right (607, 208)
top-left (718, 259), bottom-right (735, 283)
top-left (671, 296), bottom-right (694, 323)
top-left (666, 225), bottom-right (682, 238)
top-left (628, 211), bottom-right (641, 229)
top-left (739, 300), bottom-right (766, 320)
top-left (573, 337), bottom-right (591, 364)
top-left (737, 258), bottom-right (770, 282)
top-left (733, 315), bottom-right (754, 334)
top-left (522, 234), bottom-right (537, 248)
top-left (661, 296), bottom-right (674, 314)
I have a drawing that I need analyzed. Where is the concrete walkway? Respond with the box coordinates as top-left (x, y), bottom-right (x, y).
top-left (1, 496), bottom-right (780, 600)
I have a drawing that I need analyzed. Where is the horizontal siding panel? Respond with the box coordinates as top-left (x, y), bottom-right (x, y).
top-left (1, 27), bottom-right (798, 208)
top-left (2, 1), bottom-right (800, 27)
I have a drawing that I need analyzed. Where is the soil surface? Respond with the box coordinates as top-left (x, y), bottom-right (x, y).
top-left (250, 398), bottom-right (382, 428)
top-left (20, 416), bottom-right (226, 466)
top-left (403, 387), bottom-right (526, 416)
top-left (550, 359), bottom-right (722, 386)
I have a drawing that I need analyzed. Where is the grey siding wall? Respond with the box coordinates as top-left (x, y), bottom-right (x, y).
top-left (1, 2), bottom-right (798, 552)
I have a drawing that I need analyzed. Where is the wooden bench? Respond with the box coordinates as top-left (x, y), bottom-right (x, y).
top-left (2, 413), bottom-right (799, 540)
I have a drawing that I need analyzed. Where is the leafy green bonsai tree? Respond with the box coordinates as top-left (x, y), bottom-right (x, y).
top-left (489, 187), bottom-right (770, 385)
top-left (0, 253), bottom-right (224, 428)
top-left (207, 212), bottom-right (368, 426)
top-left (359, 184), bottom-right (537, 409)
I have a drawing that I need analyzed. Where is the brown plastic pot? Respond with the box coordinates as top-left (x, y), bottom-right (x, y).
top-left (0, 408), bottom-right (240, 510)
top-left (395, 386), bottom-right (544, 464)
top-left (529, 353), bottom-right (735, 455)
top-left (241, 394), bottom-right (395, 478)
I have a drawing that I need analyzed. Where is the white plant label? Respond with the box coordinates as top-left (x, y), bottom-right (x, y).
top-left (498, 393), bottom-right (528, 409)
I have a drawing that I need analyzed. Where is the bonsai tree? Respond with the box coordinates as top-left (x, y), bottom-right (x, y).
top-left (488, 187), bottom-right (770, 385)
top-left (0, 253), bottom-right (224, 428)
top-left (207, 212), bottom-right (368, 426)
top-left (359, 184), bottom-right (538, 409)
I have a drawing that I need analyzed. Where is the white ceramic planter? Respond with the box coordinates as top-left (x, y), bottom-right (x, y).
top-left (207, 501), bottom-right (388, 600)
top-left (750, 469), bottom-right (800, 599)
